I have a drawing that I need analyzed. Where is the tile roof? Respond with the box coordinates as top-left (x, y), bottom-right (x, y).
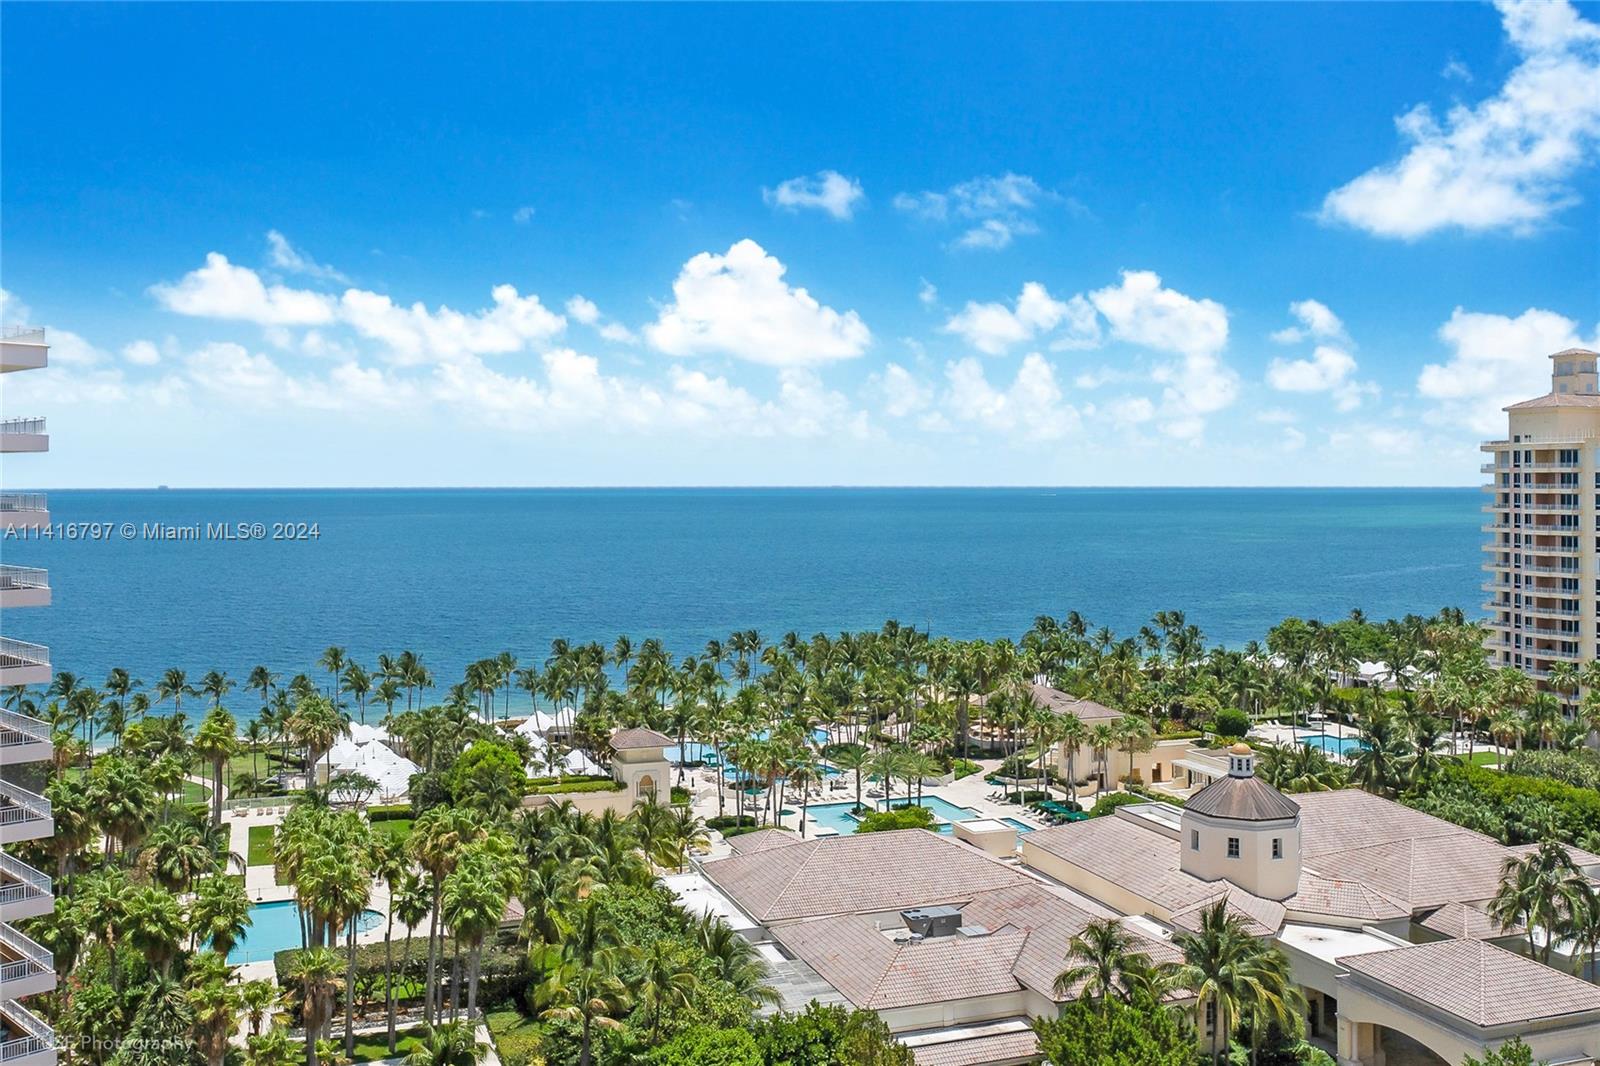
top-left (1184, 775), bottom-right (1300, 822)
top-left (1027, 683), bottom-right (1123, 722)
top-left (1338, 939), bottom-right (1600, 1028)
top-left (1418, 901), bottom-right (1519, 940)
top-left (1288, 872), bottom-right (1409, 923)
top-left (1169, 887), bottom-right (1286, 938)
top-left (1505, 392), bottom-right (1600, 410)
top-left (609, 727), bottom-right (673, 750)
top-left (701, 829), bottom-right (1034, 923)
top-left (911, 1030), bottom-right (1041, 1066)
top-left (724, 828), bottom-right (806, 856)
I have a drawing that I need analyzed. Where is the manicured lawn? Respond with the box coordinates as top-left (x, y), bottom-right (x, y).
top-left (1463, 751), bottom-right (1502, 767)
top-left (373, 818), bottom-right (413, 845)
top-left (289, 1026), bottom-right (428, 1063)
top-left (181, 780), bottom-right (211, 803)
top-left (247, 824), bottom-right (276, 867)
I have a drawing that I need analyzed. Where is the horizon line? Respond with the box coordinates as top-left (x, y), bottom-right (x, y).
top-left (16, 483), bottom-right (1481, 492)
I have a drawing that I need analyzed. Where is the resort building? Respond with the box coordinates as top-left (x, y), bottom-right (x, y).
top-left (0, 325), bottom-right (57, 1066)
top-left (1482, 347), bottom-right (1600, 714)
top-left (685, 744), bottom-right (1600, 1066)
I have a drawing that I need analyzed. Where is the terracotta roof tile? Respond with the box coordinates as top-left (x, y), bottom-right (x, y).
top-left (609, 727), bottom-right (673, 749)
top-left (1338, 939), bottom-right (1600, 1027)
top-left (912, 1030), bottom-right (1041, 1066)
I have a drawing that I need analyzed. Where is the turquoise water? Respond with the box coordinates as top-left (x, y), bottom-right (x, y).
top-left (227, 900), bottom-right (384, 964)
top-left (1298, 733), bottom-right (1367, 756)
top-left (999, 817), bottom-right (1037, 834)
top-left (14, 488), bottom-right (1479, 715)
top-left (806, 796), bottom-right (982, 836)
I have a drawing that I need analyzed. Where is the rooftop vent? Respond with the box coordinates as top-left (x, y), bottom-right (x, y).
top-left (901, 905), bottom-right (962, 938)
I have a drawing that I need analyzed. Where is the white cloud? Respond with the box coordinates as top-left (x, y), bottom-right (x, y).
top-left (1282, 427), bottom-right (1308, 452)
top-left (152, 253), bottom-right (337, 326)
top-left (1105, 395), bottom-right (1155, 426)
top-left (1267, 344), bottom-right (1377, 411)
top-left (1417, 305), bottom-right (1595, 432)
top-left (1442, 57), bottom-right (1474, 83)
top-left (645, 239), bottom-right (871, 367)
top-left (943, 282), bottom-right (1100, 356)
top-left (762, 170), bottom-right (865, 220)
top-left (338, 284), bottom-right (566, 365)
top-left (1270, 299), bottom-right (1346, 344)
top-left (265, 230), bottom-right (349, 283)
top-left (944, 352), bottom-right (1079, 440)
top-left (1321, 0), bottom-right (1600, 238)
top-left (894, 173), bottom-right (1051, 251)
top-left (598, 322), bottom-right (639, 345)
top-left (122, 340), bottom-right (161, 366)
top-left (918, 279), bottom-right (938, 307)
top-left (1089, 270), bottom-right (1236, 436)
top-left (876, 362), bottom-right (934, 417)
top-left (565, 296), bottom-right (637, 344)
top-left (184, 342), bottom-right (416, 411)
top-left (513, 206), bottom-right (536, 224)
top-left (565, 296), bottom-right (601, 325)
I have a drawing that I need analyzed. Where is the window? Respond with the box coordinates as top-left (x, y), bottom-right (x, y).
top-left (1272, 838), bottom-right (1283, 859)
top-left (1226, 837), bottom-right (1240, 859)
top-left (1191, 830), bottom-right (1200, 851)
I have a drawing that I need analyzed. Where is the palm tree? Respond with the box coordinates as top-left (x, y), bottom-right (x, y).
top-left (829, 743), bottom-right (870, 812)
top-left (240, 978), bottom-right (282, 1037)
top-left (691, 913), bottom-right (778, 1007)
top-left (124, 884), bottom-right (186, 977)
top-left (441, 843), bottom-right (520, 1022)
top-left (539, 897), bottom-right (634, 1066)
top-left (405, 1022), bottom-right (486, 1066)
top-left (320, 646), bottom-right (348, 708)
top-left (188, 959), bottom-right (243, 1066)
top-left (193, 706), bottom-right (239, 825)
top-left (1051, 918), bottom-right (1156, 1006)
top-left (191, 874), bottom-right (253, 956)
top-left (1056, 712), bottom-right (1087, 807)
top-left (1490, 840), bottom-right (1590, 964)
top-left (139, 820), bottom-right (216, 893)
top-left (246, 1029), bottom-right (300, 1066)
top-left (637, 938), bottom-right (698, 1042)
top-left (199, 670), bottom-right (234, 708)
top-left (1169, 901), bottom-right (1303, 1066)
top-left (409, 806), bottom-right (483, 1023)
top-left (287, 946), bottom-right (343, 1066)
top-left (1088, 722), bottom-right (1117, 794)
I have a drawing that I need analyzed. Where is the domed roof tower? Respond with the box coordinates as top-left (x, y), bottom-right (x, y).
top-left (1179, 743), bottom-right (1302, 900)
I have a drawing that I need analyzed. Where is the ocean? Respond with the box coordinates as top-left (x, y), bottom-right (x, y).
top-left (6, 488), bottom-right (1480, 710)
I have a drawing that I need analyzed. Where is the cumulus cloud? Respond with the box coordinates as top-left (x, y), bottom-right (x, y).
top-left (1267, 345), bottom-right (1377, 411)
top-left (338, 284), bottom-right (566, 365)
top-left (566, 296), bottom-right (639, 344)
top-left (918, 279), bottom-right (938, 307)
top-left (565, 296), bottom-right (601, 325)
top-left (876, 362), bottom-right (934, 418)
top-left (266, 230), bottom-right (349, 283)
top-left (1417, 306), bottom-right (1596, 432)
top-left (762, 170), bottom-right (865, 220)
top-left (513, 206), bottom-right (536, 224)
top-left (1321, 0), bottom-right (1600, 238)
top-left (943, 282), bottom-right (1100, 355)
top-left (645, 239), bottom-right (871, 367)
top-left (184, 342), bottom-right (417, 411)
top-left (152, 253), bottom-right (337, 326)
top-left (894, 173), bottom-right (1052, 250)
top-left (1270, 299), bottom-right (1346, 344)
top-left (122, 340), bottom-right (162, 366)
top-left (945, 352), bottom-right (1079, 440)
top-left (1089, 270), bottom-right (1236, 436)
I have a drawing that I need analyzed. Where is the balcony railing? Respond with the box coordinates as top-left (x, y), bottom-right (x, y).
top-left (0, 997), bottom-right (53, 1063)
top-left (1482, 436), bottom-right (1590, 447)
top-left (0, 854), bottom-right (50, 910)
top-left (0, 709), bottom-right (50, 746)
top-left (0, 640), bottom-right (48, 672)
top-left (0, 420), bottom-right (44, 437)
top-left (0, 495), bottom-right (45, 515)
top-left (1523, 605), bottom-right (1583, 619)
top-left (0, 922), bottom-right (53, 986)
top-left (0, 327), bottom-right (45, 342)
top-left (0, 568), bottom-right (47, 592)
top-left (0, 780), bottom-right (50, 830)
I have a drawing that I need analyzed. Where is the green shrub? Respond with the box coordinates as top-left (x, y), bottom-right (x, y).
top-left (855, 805), bottom-right (935, 833)
top-left (365, 803), bottom-right (411, 822)
top-left (670, 786), bottom-right (691, 805)
top-left (1090, 792), bottom-right (1162, 818)
top-left (950, 758), bottom-right (984, 780)
top-left (706, 815), bottom-right (760, 831)
top-left (1211, 708), bottom-right (1251, 739)
top-left (526, 777), bottom-right (624, 796)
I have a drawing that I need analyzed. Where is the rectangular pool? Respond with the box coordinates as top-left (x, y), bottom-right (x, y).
top-left (226, 899), bottom-right (384, 964)
top-left (805, 796), bottom-right (983, 836)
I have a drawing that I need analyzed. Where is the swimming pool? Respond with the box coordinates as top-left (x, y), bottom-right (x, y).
top-left (226, 900), bottom-right (385, 964)
top-left (805, 796), bottom-right (983, 836)
top-left (998, 817), bottom-right (1037, 834)
top-left (669, 729), bottom-right (834, 767)
top-left (1297, 732), bottom-right (1367, 757)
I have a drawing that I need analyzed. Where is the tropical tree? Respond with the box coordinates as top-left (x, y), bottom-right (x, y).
top-left (193, 706), bottom-right (240, 825)
top-left (1051, 918), bottom-right (1159, 1007)
top-left (1169, 901), bottom-right (1303, 1066)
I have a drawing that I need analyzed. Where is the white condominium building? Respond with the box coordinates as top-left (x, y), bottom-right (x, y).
top-left (0, 325), bottom-right (57, 1066)
top-left (1482, 347), bottom-right (1600, 713)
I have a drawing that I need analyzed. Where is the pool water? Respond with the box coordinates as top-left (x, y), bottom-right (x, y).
top-left (227, 900), bottom-right (385, 964)
top-left (999, 817), bottom-right (1037, 834)
top-left (1296, 732), bottom-right (1367, 757)
top-left (805, 796), bottom-right (983, 836)
top-left (669, 729), bottom-right (834, 768)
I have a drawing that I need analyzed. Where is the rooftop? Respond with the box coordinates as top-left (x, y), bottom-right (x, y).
top-left (1339, 939), bottom-right (1600, 1028)
top-left (1184, 773), bottom-right (1300, 822)
top-left (700, 828), bottom-right (1034, 923)
top-left (1026, 683), bottom-right (1123, 722)
top-left (609, 726), bottom-right (673, 750)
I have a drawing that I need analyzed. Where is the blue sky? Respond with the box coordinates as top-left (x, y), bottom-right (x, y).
top-left (1, 1), bottom-right (1596, 487)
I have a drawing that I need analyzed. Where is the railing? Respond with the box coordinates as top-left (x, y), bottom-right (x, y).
top-left (0, 854), bottom-right (50, 909)
top-left (0, 419), bottom-right (44, 436)
top-left (0, 495), bottom-right (45, 514)
top-left (0, 709), bottom-right (50, 746)
top-left (1523, 605), bottom-right (1583, 618)
top-left (0, 639), bottom-right (48, 670)
top-left (0, 998), bottom-right (54, 1062)
top-left (1520, 504), bottom-right (1580, 514)
top-left (0, 327), bottom-right (45, 342)
top-left (0, 922), bottom-right (53, 985)
top-left (0, 568), bottom-right (47, 591)
top-left (0, 780), bottom-right (50, 828)
top-left (1515, 563), bottom-right (1582, 575)
top-left (1482, 436), bottom-right (1590, 447)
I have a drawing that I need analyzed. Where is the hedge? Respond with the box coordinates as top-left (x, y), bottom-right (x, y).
top-left (527, 778), bottom-right (623, 796)
top-left (275, 934), bottom-right (529, 1017)
top-left (366, 804), bottom-right (412, 823)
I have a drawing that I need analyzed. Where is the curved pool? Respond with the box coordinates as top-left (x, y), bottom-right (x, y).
top-left (227, 900), bottom-right (385, 964)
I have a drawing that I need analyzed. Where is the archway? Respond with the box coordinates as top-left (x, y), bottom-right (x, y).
top-left (638, 773), bottom-right (657, 800)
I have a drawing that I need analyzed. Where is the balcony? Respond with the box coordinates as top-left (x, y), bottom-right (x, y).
top-left (0, 496), bottom-right (47, 533)
top-left (0, 327), bottom-right (47, 374)
top-left (0, 923), bottom-right (53, 1001)
top-left (0, 781), bottom-right (51, 846)
top-left (1523, 604), bottom-right (1584, 619)
top-left (1514, 562), bottom-right (1582, 576)
top-left (0, 420), bottom-right (45, 455)
top-left (0, 710), bottom-right (51, 767)
top-left (0, 997), bottom-right (55, 1066)
top-left (0, 854), bottom-right (52, 923)
top-left (0, 642), bottom-right (49, 689)
top-left (0, 569), bottom-right (48, 611)
top-left (1519, 503), bottom-right (1581, 514)
top-left (1482, 436), bottom-right (1589, 449)
top-left (1481, 522), bottom-right (1512, 532)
